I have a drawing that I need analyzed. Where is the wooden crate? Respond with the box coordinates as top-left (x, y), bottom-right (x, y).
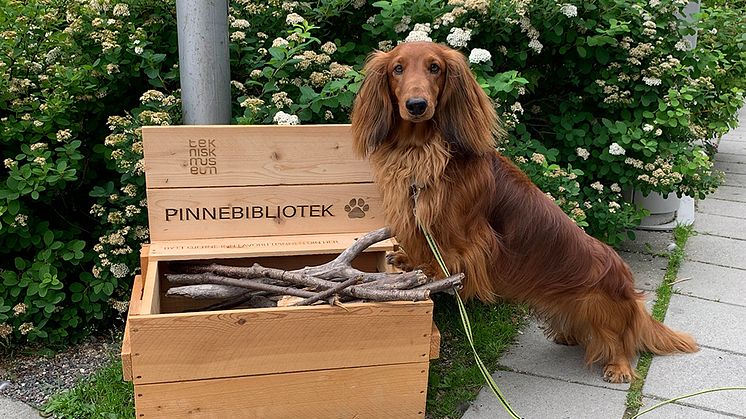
top-left (121, 125), bottom-right (440, 418)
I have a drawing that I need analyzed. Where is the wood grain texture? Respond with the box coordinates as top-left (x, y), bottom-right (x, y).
top-left (430, 322), bottom-right (441, 360)
top-left (128, 300), bottom-right (433, 384)
top-left (147, 232), bottom-right (394, 261)
top-left (146, 183), bottom-right (385, 241)
top-left (134, 362), bottom-right (430, 419)
top-left (139, 263), bottom-right (160, 315)
top-left (140, 244), bottom-right (150, 279)
top-left (142, 125), bottom-right (372, 189)
top-left (121, 274), bottom-right (144, 381)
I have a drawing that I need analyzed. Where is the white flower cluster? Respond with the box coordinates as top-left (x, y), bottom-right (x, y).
top-left (528, 38), bottom-right (543, 54)
top-left (559, 4), bottom-right (578, 18)
top-left (675, 39), bottom-right (691, 51)
top-left (272, 37), bottom-right (289, 48)
top-left (231, 19), bottom-right (250, 29)
top-left (642, 76), bottom-right (662, 86)
top-left (446, 27), bottom-right (471, 48)
top-left (394, 15), bottom-right (412, 33)
top-left (271, 92), bottom-right (294, 109)
top-left (240, 97), bottom-right (264, 111)
top-left (609, 142), bottom-right (626, 156)
top-left (405, 30), bottom-right (432, 43)
top-left (468, 48), bottom-right (491, 64)
top-left (285, 13), bottom-right (304, 25)
top-left (109, 263), bottom-right (130, 279)
top-left (590, 181), bottom-right (604, 191)
top-left (273, 111), bottom-right (300, 125)
top-left (321, 41), bottom-right (337, 55)
top-left (576, 147), bottom-right (590, 160)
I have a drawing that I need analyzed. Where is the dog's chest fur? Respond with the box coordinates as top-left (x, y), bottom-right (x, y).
top-left (369, 138), bottom-right (451, 233)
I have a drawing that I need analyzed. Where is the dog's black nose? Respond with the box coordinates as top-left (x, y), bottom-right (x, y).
top-left (405, 98), bottom-right (428, 116)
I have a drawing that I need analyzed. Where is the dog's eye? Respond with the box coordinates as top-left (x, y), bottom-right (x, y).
top-left (430, 63), bottom-right (440, 74)
top-left (393, 64), bottom-right (403, 75)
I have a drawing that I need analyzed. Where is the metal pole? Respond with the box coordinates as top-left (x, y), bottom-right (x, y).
top-left (176, 0), bottom-right (231, 124)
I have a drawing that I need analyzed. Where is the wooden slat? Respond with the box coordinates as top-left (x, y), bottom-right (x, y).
top-left (139, 263), bottom-right (160, 315)
top-left (128, 301), bottom-right (433, 384)
top-left (121, 274), bottom-right (144, 381)
top-left (134, 362), bottom-right (429, 418)
top-left (140, 244), bottom-right (150, 279)
top-left (142, 125), bottom-right (372, 189)
top-left (146, 183), bottom-right (385, 241)
top-left (147, 232), bottom-right (394, 261)
top-left (430, 322), bottom-right (441, 360)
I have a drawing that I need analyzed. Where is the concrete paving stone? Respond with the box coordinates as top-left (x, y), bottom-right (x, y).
top-left (664, 294), bottom-right (746, 354)
top-left (618, 230), bottom-right (675, 256)
top-left (697, 198), bottom-right (746, 220)
top-left (722, 172), bottom-right (746, 188)
top-left (714, 161), bottom-right (746, 175)
top-left (462, 370), bottom-right (628, 419)
top-left (620, 251), bottom-right (668, 292)
top-left (695, 212), bottom-right (746, 241)
top-left (717, 141), bottom-right (746, 155)
top-left (710, 185), bottom-right (746, 203)
top-left (677, 261), bottom-right (746, 307)
top-left (638, 397), bottom-right (736, 419)
top-left (0, 398), bottom-right (42, 419)
top-left (716, 152), bottom-right (746, 163)
top-left (643, 346), bottom-right (746, 417)
top-left (498, 320), bottom-right (633, 391)
top-left (686, 234), bottom-right (746, 271)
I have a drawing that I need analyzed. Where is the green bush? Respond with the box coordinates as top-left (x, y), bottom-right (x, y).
top-left (0, 0), bottom-right (177, 346)
top-left (2, 0), bottom-right (744, 346)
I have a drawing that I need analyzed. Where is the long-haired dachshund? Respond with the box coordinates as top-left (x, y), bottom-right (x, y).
top-left (350, 42), bottom-right (697, 383)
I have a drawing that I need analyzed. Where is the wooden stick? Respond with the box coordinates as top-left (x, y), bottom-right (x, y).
top-left (291, 276), bottom-right (361, 306)
top-left (167, 273), bottom-right (317, 298)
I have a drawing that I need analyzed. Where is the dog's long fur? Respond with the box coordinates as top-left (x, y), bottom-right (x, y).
top-left (350, 42), bottom-right (697, 383)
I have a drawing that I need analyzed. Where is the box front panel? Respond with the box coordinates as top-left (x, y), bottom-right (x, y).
top-left (134, 362), bottom-right (430, 419)
top-left (146, 183), bottom-right (385, 241)
top-left (128, 301), bottom-right (433, 384)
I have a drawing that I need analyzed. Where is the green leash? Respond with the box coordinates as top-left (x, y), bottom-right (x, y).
top-left (420, 224), bottom-right (522, 419)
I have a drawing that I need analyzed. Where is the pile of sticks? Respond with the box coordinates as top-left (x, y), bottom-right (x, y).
top-left (164, 227), bottom-right (463, 309)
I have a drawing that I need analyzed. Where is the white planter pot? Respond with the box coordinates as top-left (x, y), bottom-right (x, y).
top-left (625, 190), bottom-right (681, 230)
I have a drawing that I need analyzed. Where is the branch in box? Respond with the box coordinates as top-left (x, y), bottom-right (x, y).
top-left (164, 227), bottom-right (463, 308)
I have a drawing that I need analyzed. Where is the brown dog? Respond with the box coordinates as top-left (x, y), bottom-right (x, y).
top-left (350, 42), bottom-right (697, 383)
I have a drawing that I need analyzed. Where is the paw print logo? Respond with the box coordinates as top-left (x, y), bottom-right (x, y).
top-left (345, 198), bottom-right (369, 219)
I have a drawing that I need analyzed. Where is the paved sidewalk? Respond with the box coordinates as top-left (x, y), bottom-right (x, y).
top-left (465, 109), bottom-right (746, 418)
top-left (0, 397), bottom-right (42, 419)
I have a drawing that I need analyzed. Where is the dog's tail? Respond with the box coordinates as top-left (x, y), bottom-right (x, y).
top-left (636, 300), bottom-right (698, 355)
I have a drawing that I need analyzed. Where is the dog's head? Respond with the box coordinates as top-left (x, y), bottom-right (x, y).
top-left (351, 42), bottom-right (500, 157)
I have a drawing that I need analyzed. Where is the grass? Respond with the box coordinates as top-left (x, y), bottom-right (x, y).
top-left (426, 294), bottom-right (525, 418)
top-left (623, 224), bottom-right (694, 418)
top-left (39, 296), bottom-right (522, 419)
top-left (42, 358), bottom-right (135, 419)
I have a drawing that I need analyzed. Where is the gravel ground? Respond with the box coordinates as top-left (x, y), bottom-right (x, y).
top-left (0, 336), bottom-right (119, 408)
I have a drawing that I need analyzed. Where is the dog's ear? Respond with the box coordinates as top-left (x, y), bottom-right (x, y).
top-left (351, 51), bottom-right (394, 157)
top-left (436, 48), bottom-right (503, 156)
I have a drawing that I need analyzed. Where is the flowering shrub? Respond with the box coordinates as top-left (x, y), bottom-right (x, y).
top-left (2, 0), bottom-right (744, 346)
top-left (0, 0), bottom-right (177, 346)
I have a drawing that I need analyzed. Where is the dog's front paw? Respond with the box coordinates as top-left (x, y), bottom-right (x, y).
top-left (602, 363), bottom-right (634, 383)
top-left (386, 250), bottom-right (415, 271)
top-left (552, 333), bottom-right (579, 346)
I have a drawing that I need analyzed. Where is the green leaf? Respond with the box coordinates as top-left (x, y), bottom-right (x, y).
top-left (8, 199), bottom-right (20, 215)
top-left (14, 257), bottom-right (26, 270)
top-left (44, 230), bottom-right (54, 246)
